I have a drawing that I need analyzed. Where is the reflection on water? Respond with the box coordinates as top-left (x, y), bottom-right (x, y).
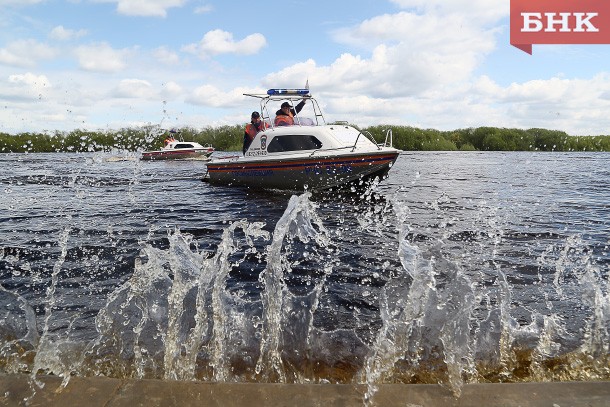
top-left (0, 152), bottom-right (609, 400)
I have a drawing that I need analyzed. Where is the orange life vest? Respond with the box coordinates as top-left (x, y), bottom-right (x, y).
top-left (274, 114), bottom-right (294, 126)
top-left (245, 123), bottom-right (259, 140)
top-left (245, 121), bottom-right (267, 140)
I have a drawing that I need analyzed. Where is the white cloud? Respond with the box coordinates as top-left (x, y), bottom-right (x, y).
top-left (161, 81), bottom-right (183, 99)
top-left (0, 0), bottom-right (46, 5)
top-left (403, 74), bottom-right (610, 135)
top-left (182, 29), bottom-right (267, 58)
top-left (294, 5), bottom-right (505, 100)
top-left (49, 25), bottom-right (87, 41)
top-left (112, 79), bottom-right (156, 99)
top-left (74, 43), bottom-right (127, 72)
top-left (41, 113), bottom-right (69, 122)
top-left (194, 4), bottom-right (212, 14)
top-left (153, 46), bottom-right (181, 65)
top-left (474, 75), bottom-right (610, 106)
top-left (262, 61), bottom-right (610, 136)
top-left (8, 72), bottom-right (50, 87)
top-left (335, 11), bottom-right (497, 52)
top-left (187, 84), bottom-right (250, 107)
top-left (389, 0), bottom-right (508, 23)
top-left (0, 40), bottom-right (57, 67)
top-left (98, 0), bottom-right (187, 17)
top-left (267, 11), bottom-right (496, 98)
top-left (1, 72), bottom-right (51, 101)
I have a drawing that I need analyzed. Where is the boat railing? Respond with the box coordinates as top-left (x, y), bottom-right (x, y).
top-left (383, 128), bottom-right (393, 148)
top-left (309, 128), bottom-right (394, 156)
top-left (353, 131), bottom-right (385, 152)
top-left (263, 96), bottom-right (326, 129)
top-left (356, 129), bottom-right (393, 151)
top-left (244, 89), bottom-right (326, 129)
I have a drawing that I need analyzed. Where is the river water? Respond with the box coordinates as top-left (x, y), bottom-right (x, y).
top-left (0, 151), bottom-right (608, 397)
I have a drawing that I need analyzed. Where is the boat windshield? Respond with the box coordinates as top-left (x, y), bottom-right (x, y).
top-left (293, 117), bottom-right (315, 126)
top-left (267, 135), bottom-right (323, 153)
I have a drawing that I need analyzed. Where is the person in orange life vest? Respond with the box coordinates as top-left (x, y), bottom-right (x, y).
top-left (163, 134), bottom-right (176, 147)
top-left (243, 111), bottom-right (266, 154)
top-left (274, 97), bottom-right (308, 126)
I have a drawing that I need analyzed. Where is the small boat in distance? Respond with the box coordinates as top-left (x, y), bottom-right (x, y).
top-left (142, 131), bottom-right (215, 161)
top-left (203, 89), bottom-right (400, 191)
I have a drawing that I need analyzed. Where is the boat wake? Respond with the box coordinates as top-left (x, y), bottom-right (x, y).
top-left (105, 155), bottom-right (137, 162)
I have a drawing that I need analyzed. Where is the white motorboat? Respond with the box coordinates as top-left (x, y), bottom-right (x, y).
top-left (203, 89), bottom-right (400, 191)
top-left (142, 140), bottom-right (215, 161)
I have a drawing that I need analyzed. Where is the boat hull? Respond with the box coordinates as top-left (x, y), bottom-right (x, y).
top-left (205, 151), bottom-right (399, 191)
top-left (141, 149), bottom-right (212, 161)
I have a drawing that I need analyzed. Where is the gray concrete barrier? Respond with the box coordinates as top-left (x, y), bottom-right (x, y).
top-left (1, 375), bottom-right (609, 406)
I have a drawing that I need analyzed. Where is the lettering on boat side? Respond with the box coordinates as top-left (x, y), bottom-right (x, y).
top-left (332, 164), bottom-right (353, 174)
top-left (304, 166), bottom-right (322, 175)
top-left (246, 150), bottom-right (268, 157)
top-left (231, 169), bottom-right (274, 177)
top-left (304, 164), bottom-right (353, 176)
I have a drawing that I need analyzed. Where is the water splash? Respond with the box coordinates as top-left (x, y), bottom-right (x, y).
top-left (30, 225), bottom-right (73, 389)
top-left (1, 184), bottom-right (609, 399)
top-left (162, 231), bottom-right (208, 380)
top-left (0, 285), bottom-right (38, 373)
top-left (168, 221), bottom-right (268, 381)
top-left (86, 223), bottom-right (270, 381)
top-left (86, 242), bottom-right (172, 379)
top-left (577, 258), bottom-right (609, 377)
top-left (255, 192), bottom-right (330, 382)
top-left (362, 194), bottom-right (478, 401)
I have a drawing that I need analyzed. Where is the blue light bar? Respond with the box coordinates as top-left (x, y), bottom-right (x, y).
top-left (267, 88), bottom-right (310, 95)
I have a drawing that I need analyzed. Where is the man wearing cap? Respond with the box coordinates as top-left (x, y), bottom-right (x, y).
top-left (274, 98), bottom-right (308, 127)
top-left (243, 111), bottom-right (266, 154)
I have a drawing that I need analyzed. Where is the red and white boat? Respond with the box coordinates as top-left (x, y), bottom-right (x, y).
top-left (203, 89), bottom-right (400, 191)
top-left (142, 140), bottom-right (215, 161)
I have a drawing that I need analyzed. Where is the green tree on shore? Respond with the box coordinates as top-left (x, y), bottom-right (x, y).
top-left (1, 125), bottom-right (609, 153)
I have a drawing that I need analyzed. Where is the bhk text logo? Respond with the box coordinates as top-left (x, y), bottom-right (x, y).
top-left (510, 0), bottom-right (610, 54)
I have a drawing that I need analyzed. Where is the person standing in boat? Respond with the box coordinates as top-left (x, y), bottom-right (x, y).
top-left (243, 111), bottom-right (266, 154)
top-left (274, 97), bottom-right (308, 126)
top-left (163, 132), bottom-right (176, 147)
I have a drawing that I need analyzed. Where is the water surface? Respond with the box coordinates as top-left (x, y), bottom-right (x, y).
top-left (1, 151), bottom-right (608, 396)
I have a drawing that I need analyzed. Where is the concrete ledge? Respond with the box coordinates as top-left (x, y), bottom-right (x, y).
top-left (1, 375), bottom-right (609, 407)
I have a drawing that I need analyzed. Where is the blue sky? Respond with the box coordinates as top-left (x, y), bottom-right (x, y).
top-left (1, 0), bottom-right (609, 135)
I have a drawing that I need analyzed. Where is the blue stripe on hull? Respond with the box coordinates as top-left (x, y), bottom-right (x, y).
top-left (207, 154), bottom-right (397, 173)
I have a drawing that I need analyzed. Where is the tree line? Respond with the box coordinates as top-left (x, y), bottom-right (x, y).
top-left (1, 124), bottom-right (610, 153)
top-left (364, 126), bottom-right (610, 152)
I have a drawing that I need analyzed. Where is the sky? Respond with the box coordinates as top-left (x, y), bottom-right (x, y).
top-left (1, 0), bottom-right (610, 136)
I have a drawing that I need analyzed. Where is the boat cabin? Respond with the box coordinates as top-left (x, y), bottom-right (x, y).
top-left (165, 141), bottom-right (201, 150)
top-left (242, 89), bottom-right (385, 158)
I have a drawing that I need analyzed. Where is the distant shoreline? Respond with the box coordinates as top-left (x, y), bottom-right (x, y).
top-left (2, 124), bottom-right (610, 153)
